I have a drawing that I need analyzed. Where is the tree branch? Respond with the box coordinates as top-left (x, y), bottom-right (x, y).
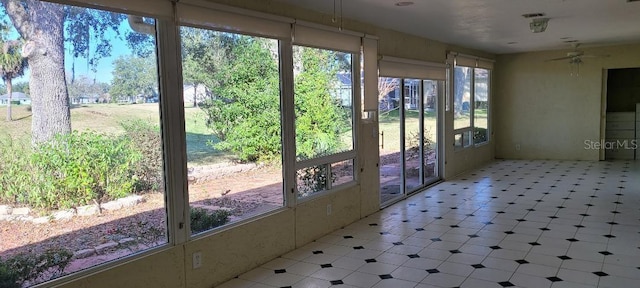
top-left (378, 78), bottom-right (398, 101)
top-left (1, 0), bottom-right (34, 38)
top-left (2, 40), bottom-right (21, 54)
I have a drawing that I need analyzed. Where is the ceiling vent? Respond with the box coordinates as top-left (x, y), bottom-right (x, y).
top-left (522, 13), bottom-right (545, 18)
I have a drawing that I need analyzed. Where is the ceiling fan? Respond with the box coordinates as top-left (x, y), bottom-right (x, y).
top-left (546, 43), bottom-right (609, 75)
top-left (546, 43), bottom-right (609, 64)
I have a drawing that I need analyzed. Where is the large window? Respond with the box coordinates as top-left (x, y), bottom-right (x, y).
top-left (453, 64), bottom-right (491, 148)
top-left (453, 66), bottom-right (472, 131)
top-left (0, 0), bottom-right (371, 286)
top-left (180, 27), bottom-right (284, 235)
top-left (293, 46), bottom-right (356, 198)
top-left (0, 2), bottom-right (167, 286)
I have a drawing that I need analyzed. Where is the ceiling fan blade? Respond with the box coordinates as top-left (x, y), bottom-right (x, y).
top-left (580, 54), bottom-right (610, 58)
top-left (546, 56), bottom-right (573, 62)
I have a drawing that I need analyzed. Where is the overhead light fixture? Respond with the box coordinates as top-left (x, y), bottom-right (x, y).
top-left (530, 18), bottom-right (549, 33)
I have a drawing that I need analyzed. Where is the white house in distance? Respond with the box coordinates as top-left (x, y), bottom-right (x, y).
top-left (183, 83), bottom-right (211, 107)
top-left (0, 92), bottom-right (30, 106)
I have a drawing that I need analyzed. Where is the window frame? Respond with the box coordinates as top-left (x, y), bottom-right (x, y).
top-left (473, 68), bottom-right (491, 147)
top-left (292, 44), bottom-right (360, 201)
top-left (0, 3), bottom-right (177, 286)
top-left (451, 64), bottom-right (492, 150)
top-left (5, 0), bottom-right (375, 286)
top-left (177, 26), bottom-right (289, 237)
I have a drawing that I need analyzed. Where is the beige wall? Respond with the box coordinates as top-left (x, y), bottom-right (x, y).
top-left (57, 246), bottom-right (185, 288)
top-left (53, 1), bottom-right (496, 287)
top-left (494, 42), bottom-right (640, 160)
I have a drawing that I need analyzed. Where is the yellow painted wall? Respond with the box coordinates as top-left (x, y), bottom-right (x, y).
top-left (494, 43), bottom-right (640, 160)
top-left (56, 246), bottom-right (185, 288)
top-left (185, 210), bottom-right (296, 288)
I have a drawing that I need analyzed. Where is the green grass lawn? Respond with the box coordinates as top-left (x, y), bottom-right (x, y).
top-left (0, 103), bottom-right (234, 166)
top-left (1, 103), bottom-right (474, 165)
top-left (379, 109), bottom-right (439, 154)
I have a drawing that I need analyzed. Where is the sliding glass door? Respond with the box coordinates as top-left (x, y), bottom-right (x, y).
top-left (379, 78), bottom-right (442, 206)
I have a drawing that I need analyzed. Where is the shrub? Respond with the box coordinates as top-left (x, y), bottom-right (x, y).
top-left (296, 165), bottom-right (336, 198)
top-left (201, 36), bottom-right (283, 162)
top-left (120, 120), bottom-right (164, 193)
top-left (199, 37), bottom-right (350, 162)
top-left (293, 48), bottom-right (349, 160)
top-left (406, 130), bottom-right (434, 159)
top-left (26, 131), bottom-right (140, 209)
top-left (0, 137), bottom-right (33, 205)
top-left (474, 127), bottom-right (488, 143)
top-left (0, 248), bottom-right (72, 287)
top-left (190, 208), bottom-right (231, 234)
top-left (0, 125), bottom-right (166, 210)
top-left (0, 260), bottom-right (19, 288)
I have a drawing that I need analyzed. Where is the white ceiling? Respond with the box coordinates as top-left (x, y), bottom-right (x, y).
top-left (273, 0), bottom-right (640, 54)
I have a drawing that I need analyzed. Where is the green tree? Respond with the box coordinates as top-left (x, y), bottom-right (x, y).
top-left (11, 80), bottom-right (27, 94)
top-left (294, 47), bottom-right (349, 160)
top-left (109, 55), bottom-right (157, 103)
top-left (67, 74), bottom-right (109, 103)
top-left (193, 32), bottom-right (348, 162)
top-left (67, 75), bottom-right (91, 102)
top-left (454, 66), bottom-right (470, 118)
top-left (181, 27), bottom-right (232, 107)
top-left (200, 35), bottom-right (282, 162)
top-left (0, 22), bottom-right (27, 121)
top-left (0, 0), bottom-right (150, 143)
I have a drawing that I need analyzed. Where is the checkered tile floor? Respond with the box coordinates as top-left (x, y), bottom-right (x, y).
top-left (219, 160), bottom-right (640, 288)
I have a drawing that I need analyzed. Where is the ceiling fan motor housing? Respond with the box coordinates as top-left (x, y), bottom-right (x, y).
top-left (567, 51), bottom-right (583, 57)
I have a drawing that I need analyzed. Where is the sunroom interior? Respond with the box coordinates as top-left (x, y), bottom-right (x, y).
top-left (0, 0), bottom-right (639, 287)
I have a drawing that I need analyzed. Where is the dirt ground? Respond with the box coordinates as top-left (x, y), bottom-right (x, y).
top-left (0, 151), bottom-right (430, 285)
top-left (0, 163), bottom-right (286, 285)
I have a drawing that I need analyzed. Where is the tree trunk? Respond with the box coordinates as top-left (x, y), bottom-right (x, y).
top-left (193, 84), bottom-right (198, 108)
top-left (25, 2), bottom-right (71, 144)
top-left (6, 79), bottom-right (12, 121)
top-left (3, 0), bottom-right (71, 144)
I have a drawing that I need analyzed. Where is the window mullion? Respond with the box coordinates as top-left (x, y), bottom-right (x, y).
top-left (279, 38), bottom-right (297, 208)
top-left (400, 78), bottom-right (406, 195)
top-left (156, 18), bottom-right (189, 244)
top-left (419, 81), bottom-right (425, 185)
top-left (470, 68), bottom-right (475, 135)
top-left (352, 52), bottom-right (361, 182)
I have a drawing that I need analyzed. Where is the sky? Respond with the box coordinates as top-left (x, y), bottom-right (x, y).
top-left (1, 7), bottom-right (139, 85)
top-left (63, 21), bottom-right (135, 84)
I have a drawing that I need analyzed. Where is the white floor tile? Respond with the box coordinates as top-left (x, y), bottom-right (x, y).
top-left (342, 271), bottom-right (382, 288)
top-left (372, 278), bottom-right (418, 288)
top-left (291, 277), bottom-right (331, 288)
top-left (390, 266), bottom-right (430, 283)
top-left (509, 272), bottom-right (553, 288)
top-left (219, 160), bottom-right (640, 288)
top-left (356, 262), bottom-right (399, 275)
top-left (468, 267), bottom-right (513, 282)
top-left (261, 272), bottom-right (305, 287)
top-left (421, 272), bottom-right (466, 287)
top-left (310, 267), bottom-right (354, 281)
